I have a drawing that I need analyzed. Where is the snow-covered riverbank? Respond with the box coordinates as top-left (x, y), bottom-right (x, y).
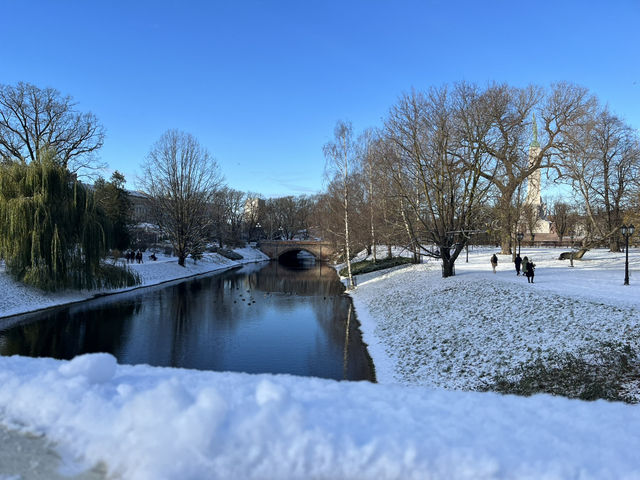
top-left (1, 246), bottom-right (640, 479)
top-left (0, 247), bottom-right (270, 322)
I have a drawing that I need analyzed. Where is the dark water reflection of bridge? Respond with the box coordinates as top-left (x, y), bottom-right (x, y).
top-left (0, 260), bottom-right (375, 382)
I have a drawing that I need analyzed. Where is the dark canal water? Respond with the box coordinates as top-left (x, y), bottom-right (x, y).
top-left (0, 259), bottom-right (375, 381)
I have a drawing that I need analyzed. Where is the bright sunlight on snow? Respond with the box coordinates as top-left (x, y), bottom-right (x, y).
top-left (1, 246), bottom-right (640, 479)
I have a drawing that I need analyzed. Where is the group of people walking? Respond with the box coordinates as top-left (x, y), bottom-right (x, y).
top-left (514, 254), bottom-right (535, 283)
top-left (125, 249), bottom-right (143, 264)
top-left (491, 253), bottom-right (535, 283)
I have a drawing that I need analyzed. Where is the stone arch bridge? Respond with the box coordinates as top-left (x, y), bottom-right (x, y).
top-left (258, 240), bottom-right (336, 262)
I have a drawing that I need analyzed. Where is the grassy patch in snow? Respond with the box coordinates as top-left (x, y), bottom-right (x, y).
top-left (480, 342), bottom-right (640, 403)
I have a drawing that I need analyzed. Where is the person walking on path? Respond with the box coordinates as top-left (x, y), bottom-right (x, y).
top-left (525, 258), bottom-right (536, 283)
top-left (515, 254), bottom-right (522, 276)
top-left (522, 256), bottom-right (529, 278)
top-left (490, 253), bottom-right (498, 273)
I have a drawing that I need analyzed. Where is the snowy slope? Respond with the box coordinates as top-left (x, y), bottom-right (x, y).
top-left (350, 247), bottom-right (640, 392)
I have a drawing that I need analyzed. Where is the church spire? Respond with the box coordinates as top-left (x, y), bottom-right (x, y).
top-left (530, 113), bottom-right (540, 148)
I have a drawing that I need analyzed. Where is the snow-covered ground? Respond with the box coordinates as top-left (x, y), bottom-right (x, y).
top-left (1, 246), bottom-right (640, 479)
top-left (350, 247), bottom-right (640, 393)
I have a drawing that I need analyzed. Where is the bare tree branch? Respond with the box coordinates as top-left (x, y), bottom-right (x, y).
top-left (0, 82), bottom-right (105, 175)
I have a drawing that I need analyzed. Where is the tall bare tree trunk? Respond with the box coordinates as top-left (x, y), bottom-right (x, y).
top-left (440, 246), bottom-right (455, 277)
top-left (399, 197), bottom-right (416, 263)
top-left (368, 163), bottom-right (377, 263)
top-left (497, 191), bottom-right (516, 255)
top-left (323, 121), bottom-right (356, 288)
top-left (343, 155), bottom-right (353, 288)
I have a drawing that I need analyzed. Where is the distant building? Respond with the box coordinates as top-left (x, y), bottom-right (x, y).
top-left (522, 115), bottom-right (552, 236)
top-left (244, 197), bottom-right (265, 220)
top-left (128, 190), bottom-right (152, 224)
top-left (519, 117), bottom-right (586, 247)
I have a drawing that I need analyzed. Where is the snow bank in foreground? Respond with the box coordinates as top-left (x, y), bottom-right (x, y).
top-left (1, 353), bottom-right (639, 480)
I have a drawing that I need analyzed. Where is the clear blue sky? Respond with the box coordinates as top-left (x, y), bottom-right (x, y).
top-left (2, 0), bottom-right (639, 198)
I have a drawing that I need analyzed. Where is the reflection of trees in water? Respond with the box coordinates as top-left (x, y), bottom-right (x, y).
top-left (248, 261), bottom-right (345, 296)
top-left (168, 283), bottom-right (190, 366)
top-left (0, 261), bottom-right (376, 381)
top-left (130, 274), bottom-right (265, 369)
top-left (308, 294), bottom-right (376, 381)
top-left (205, 263), bottom-right (375, 380)
top-left (136, 278), bottom-right (232, 368)
top-left (0, 300), bottom-right (141, 359)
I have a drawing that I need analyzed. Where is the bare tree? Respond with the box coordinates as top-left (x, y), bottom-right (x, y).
top-left (0, 82), bottom-right (105, 174)
top-left (270, 196), bottom-right (300, 240)
top-left (209, 187), bottom-right (243, 247)
top-left (218, 187), bottom-right (247, 246)
top-left (138, 130), bottom-right (223, 266)
top-left (559, 107), bottom-right (640, 251)
top-left (629, 190), bottom-right (640, 231)
top-left (370, 140), bottom-right (407, 259)
top-left (316, 137), bottom-right (406, 263)
top-left (474, 82), bottom-right (595, 254)
top-left (549, 199), bottom-right (575, 243)
top-left (384, 87), bottom-right (491, 277)
top-left (258, 195), bottom-right (314, 241)
top-left (324, 121), bottom-right (357, 287)
top-left (358, 128), bottom-right (380, 261)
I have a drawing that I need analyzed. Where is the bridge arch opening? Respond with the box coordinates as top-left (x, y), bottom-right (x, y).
top-left (277, 249), bottom-right (318, 266)
top-left (258, 240), bottom-right (335, 263)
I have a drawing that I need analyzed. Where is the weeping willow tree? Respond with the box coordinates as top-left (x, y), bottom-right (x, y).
top-left (0, 152), bottom-right (139, 290)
